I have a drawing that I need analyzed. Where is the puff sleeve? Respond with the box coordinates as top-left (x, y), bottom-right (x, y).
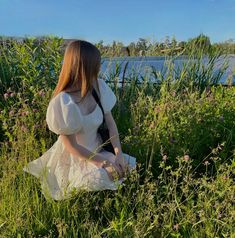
top-left (98, 78), bottom-right (117, 113)
top-left (46, 92), bottom-right (83, 135)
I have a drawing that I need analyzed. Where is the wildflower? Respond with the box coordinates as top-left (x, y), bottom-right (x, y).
top-left (21, 125), bottom-right (28, 132)
top-left (204, 160), bottom-right (210, 166)
top-left (4, 93), bottom-right (9, 99)
top-left (33, 109), bottom-right (38, 113)
top-left (162, 155), bottom-right (168, 161)
top-left (10, 92), bottom-right (15, 97)
top-left (34, 124), bottom-right (40, 129)
top-left (154, 105), bottom-right (161, 113)
top-left (38, 90), bottom-right (45, 97)
top-left (21, 111), bottom-right (29, 116)
top-left (9, 110), bottom-right (14, 116)
top-left (223, 175), bottom-right (228, 180)
top-left (173, 224), bottom-right (179, 231)
top-left (183, 155), bottom-right (190, 161)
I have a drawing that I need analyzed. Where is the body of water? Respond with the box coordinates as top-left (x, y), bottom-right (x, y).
top-left (100, 55), bottom-right (235, 85)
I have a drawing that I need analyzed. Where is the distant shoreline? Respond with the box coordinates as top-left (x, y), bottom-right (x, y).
top-left (102, 54), bottom-right (235, 61)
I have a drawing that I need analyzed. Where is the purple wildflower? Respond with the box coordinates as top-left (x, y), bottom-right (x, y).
top-left (21, 111), bottom-right (29, 116)
top-left (183, 155), bottom-right (190, 161)
top-left (9, 110), bottom-right (14, 116)
top-left (204, 160), bottom-right (210, 166)
top-left (162, 155), bottom-right (168, 161)
top-left (21, 125), bottom-right (28, 132)
top-left (173, 224), bottom-right (179, 231)
top-left (4, 93), bottom-right (9, 99)
top-left (38, 90), bottom-right (45, 97)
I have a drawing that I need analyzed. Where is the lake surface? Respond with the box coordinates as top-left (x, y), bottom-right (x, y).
top-left (100, 55), bottom-right (235, 85)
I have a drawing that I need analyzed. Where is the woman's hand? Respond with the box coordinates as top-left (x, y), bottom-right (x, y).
top-left (102, 161), bottom-right (123, 181)
top-left (90, 156), bottom-right (123, 181)
top-left (90, 159), bottom-right (105, 168)
top-left (115, 153), bottom-right (129, 175)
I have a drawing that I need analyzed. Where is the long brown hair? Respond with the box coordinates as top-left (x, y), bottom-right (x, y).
top-left (51, 40), bottom-right (101, 102)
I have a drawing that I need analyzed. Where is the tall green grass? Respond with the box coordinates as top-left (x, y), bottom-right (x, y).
top-left (0, 36), bottom-right (234, 237)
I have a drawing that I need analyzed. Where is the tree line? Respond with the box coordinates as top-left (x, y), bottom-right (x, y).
top-left (1, 33), bottom-right (235, 57)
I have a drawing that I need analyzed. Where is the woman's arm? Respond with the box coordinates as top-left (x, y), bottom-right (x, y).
top-left (104, 112), bottom-right (129, 175)
top-left (60, 133), bottom-right (124, 177)
top-left (60, 134), bottom-right (106, 165)
top-left (104, 111), bottom-right (123, 156)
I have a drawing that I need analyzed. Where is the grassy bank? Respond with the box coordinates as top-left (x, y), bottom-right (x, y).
top-left (0, 37), bottom-right (234, 237)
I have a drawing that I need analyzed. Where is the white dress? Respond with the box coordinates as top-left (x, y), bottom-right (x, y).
top-left (23, 78), bottom-right (136, 201)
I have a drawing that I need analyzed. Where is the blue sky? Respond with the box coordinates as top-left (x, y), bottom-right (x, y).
top-left (0, 0), bottom-right (234, 45)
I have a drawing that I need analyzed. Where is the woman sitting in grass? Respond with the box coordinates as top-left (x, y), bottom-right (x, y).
top-left (23, 40), bottom-right (136, 201)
